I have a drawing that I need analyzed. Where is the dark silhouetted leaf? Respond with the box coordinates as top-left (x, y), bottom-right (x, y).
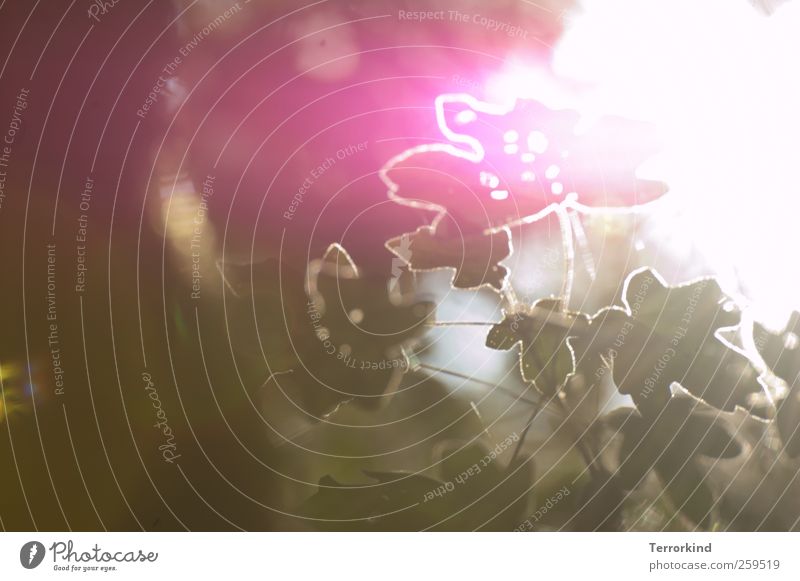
top-left (295, 244), bottom-right (435, 412)
top-left (659, 463), bottom-right (715, 529)
top-left (573, 471), bottom-right (627, 531)
top-left (754, 312), bottom-right (800, 456)
top-left (386, 223), bottom-right (511, 291)
top-left (486, 299), bottom-right (589, 395)
top-left (298, 436), bottom-right (533, 531)
top-left (612, 396), bottom-right (739, 527)
top-left (436, 439), bottom-right (532, 530)
top-left (297, 470), bottom-right (447, 531)
top-left (383, 96), bottom-right (667, 232)
top-left (309, 244), bottom-right (435, 352)
top-left (754, 312), bottom-right (800, 386)
top-left (579, 268), bottom-right (764, 417)
top-left (227, 244), bottom-right (435, 418)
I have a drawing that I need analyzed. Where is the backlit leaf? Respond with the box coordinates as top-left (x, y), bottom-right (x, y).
top-left (486, 299), bottom-right (589, 395)
top-left (386, 223), bottom-right (511, 291)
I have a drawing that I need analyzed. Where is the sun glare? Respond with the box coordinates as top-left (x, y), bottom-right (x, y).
top-left (550, 0), bottom-right (800, 326)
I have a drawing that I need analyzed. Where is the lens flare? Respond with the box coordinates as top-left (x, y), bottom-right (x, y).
top-left (553, 0), bottom-right (800, 326)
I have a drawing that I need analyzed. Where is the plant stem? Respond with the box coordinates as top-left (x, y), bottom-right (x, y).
top-left (554, 394), bottom-right (601, 477)
top-left (507, 392), bottom-right (551, 468)
top-left (417, 363), bottom-right (546, 408)
top-left (502, 283), bottom-right (520, 311)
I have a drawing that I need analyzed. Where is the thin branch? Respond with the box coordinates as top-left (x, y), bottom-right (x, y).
top-left (554, 395), bottom-right (601, 477)
top-left (502, 283), bottom-right (521, 311)
top-left (418, 363), bottom-right (543, 408)
top-left (470, 401), bottom-right (491, 439)
top-left (507, 394), bottom-right (551, 468)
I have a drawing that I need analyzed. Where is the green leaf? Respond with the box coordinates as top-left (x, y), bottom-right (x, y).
top-left (435, 439), bottom-right (533, 530)
top-left (611, 396), bottom-right (739, 528)
top-left (754, 313), bottom-right (800, 455)
top-left (486, 298), bottom-right (589, 395)
top-left (385, 222), bottom-right (511, 291)
top-left (227, 244), bottom-right (436, 417)
top-left (614, 397), bottom-right (740, 483)
top-left (309, 244), bottom-right (435, 357)
top-left (297, 436), bottom-right (534, 531)
top-left (573, 472), bottom-right (627, 531)
top-left (656, 457), bottom-right (715, 529)
top-left (581, 268), bottom-right (764, 417)
top-left (754, 312), bottom-right (800, 386)
top-left (301, 244), bottom-right (434, 412)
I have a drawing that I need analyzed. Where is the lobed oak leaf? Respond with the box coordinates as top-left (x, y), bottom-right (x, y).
top-left (382, 94), bottom-right (667, 232)
top-left (486, 298), bottom-right (590, 395)
top-left (385, 223), bottom-right (511, 291)
top-left (223, 244), bottom-right (435, 418)
top-left (609, 396), bottom-right (740, 527)
top-left (578, 269), bottom-right (765, 418)
top-left (754, 312), bottom-right (800, 455)
top-left (301, 243), bottom-right (435, 411)
top-left (754, 312), bottom-right (800, 386)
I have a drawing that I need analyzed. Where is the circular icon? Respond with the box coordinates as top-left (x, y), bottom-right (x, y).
top-left (20, 541), bottom-right (46, 569)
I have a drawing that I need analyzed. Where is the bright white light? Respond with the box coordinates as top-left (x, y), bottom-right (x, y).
top-left (553, 0), bottom-right (800, 326)
top-left (484, 60), bottom-right (571, 109)
top-left (490, 189), bottom-right (510, 200)
top-left (527, 131), bottom-right (549, 154)
top-left (455, 109), bottom-right (477, 124)
top-left (480, 171), bottom-right (500, 188)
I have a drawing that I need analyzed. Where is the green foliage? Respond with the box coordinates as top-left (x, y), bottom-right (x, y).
top-left (486, 298), bottom-right (586, 395)
top-left (580, 269), bottom-right (764, 418)
top-left (608, 397), bottom-right (740, 527)
top-left (236, 197), bottom-right (800, 531)
top-left (386, 223), bottom-right (511, 291)
top-left (298, 440), bottom-right (533, 531)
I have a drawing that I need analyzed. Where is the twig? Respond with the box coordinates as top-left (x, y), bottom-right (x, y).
top-left (507, 393), bottom-right (551, 468)
top-left (554, 394), bottom-right (601, 477)
top-left (502, 283), bottom-right (520, 311)
top-left (418, 363), bottom-right (543, 408)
